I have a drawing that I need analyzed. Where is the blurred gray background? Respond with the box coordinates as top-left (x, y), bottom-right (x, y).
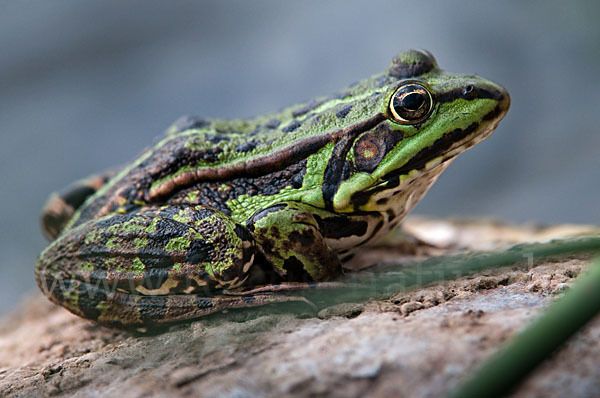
top-left (1, 1), bottom-right (599, 315)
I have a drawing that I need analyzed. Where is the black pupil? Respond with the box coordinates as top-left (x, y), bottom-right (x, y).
top-left (391, 84), bottom-right (432, 122)
top-left (401, 92), bottom-right (425, 111)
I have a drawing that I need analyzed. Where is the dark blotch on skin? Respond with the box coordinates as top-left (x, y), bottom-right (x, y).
top-left (289, 229), bottom-right (316, 247)
top-left (283, 256), bottom-right (314, 282)
top-left (73, 189), bottom-right (126, 228)
top-left (137, 249), bottom-right (175, 270)
top-left (185, 239), bottom-right (213, 264)
top-left (206, 134), bottom-right (230, 144)
top-left (148, 218), bottom-right (190, 247)
top-left (335, 104), bottom-right (353, 119)
top-left (40, 277), bottom-right (108, 321)
top-left (77, 282), bottom-right (108, 320)
top-left (385, 209), bottom-right (396, 221)
top-left (264, 119), bottom-right (281, 129)
top-left (314, 215), bottom-right (368, 239)
top-left (269, 226), bottom-right (281, 240)
top-left (281, 120), bottom-right (302, 133)
top-left (202, 148), bottom-right (223, 162)
top-left (290, 172), bottom-right (304, 189)
top-left (234, 224), bottom-right (253, 242)
top-left (236, 140), bottom-right (258, 153)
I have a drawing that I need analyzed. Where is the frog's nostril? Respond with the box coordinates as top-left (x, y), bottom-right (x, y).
top-left (463, 85), bottom-right (478, 100)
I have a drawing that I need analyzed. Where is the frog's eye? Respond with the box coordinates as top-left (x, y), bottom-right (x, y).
top-left (353, 132), bottom-right (387, 173)
top-left (388, 82), bottom-right (434, 124)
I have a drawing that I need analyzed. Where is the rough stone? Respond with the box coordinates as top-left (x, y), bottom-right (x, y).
top-left (1, 217), bottom-right (600, 397)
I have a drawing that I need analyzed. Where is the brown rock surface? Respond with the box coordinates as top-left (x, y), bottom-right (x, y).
top-left (1, 217), bottom-right (599, 397)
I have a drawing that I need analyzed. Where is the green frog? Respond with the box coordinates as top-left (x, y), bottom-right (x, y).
top-left (36, 50), bottom-right (510, 327)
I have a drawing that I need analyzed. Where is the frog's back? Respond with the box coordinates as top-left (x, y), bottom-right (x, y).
top-left (63, 67), bottom-right (401, 229)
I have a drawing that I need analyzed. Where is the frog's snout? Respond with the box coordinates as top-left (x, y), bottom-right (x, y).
top-left (496, 86), bottom-right (511, 114)
top-left (476, 81), bottom-right (511, 114)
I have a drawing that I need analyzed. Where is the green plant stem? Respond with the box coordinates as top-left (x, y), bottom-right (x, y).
top-left (298, 235), bottom-right (600, 306)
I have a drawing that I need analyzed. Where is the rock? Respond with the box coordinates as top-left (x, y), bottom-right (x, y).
top-left (399, 301), bottom-right (424, 315)
top-left (1, 217), bottom-right (599, 397)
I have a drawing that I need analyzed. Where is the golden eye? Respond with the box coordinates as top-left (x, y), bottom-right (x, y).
top-left (389, 82), bottom-right (434, 124)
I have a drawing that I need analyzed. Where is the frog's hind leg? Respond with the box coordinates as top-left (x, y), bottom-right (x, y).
top-left (36, 203), bottom-right (277, 326)
top-left (41, 170), bottom-right (116, 240)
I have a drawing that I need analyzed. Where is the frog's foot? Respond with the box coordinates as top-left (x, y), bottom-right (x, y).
top-left (225, 281), bottom-right (351, 295)
top-left (36, 275), bottom-right (314, 327)
top-left (41, 170), bottom-right (117, 240)
top-left (249, 201), bottom-right (343, 282)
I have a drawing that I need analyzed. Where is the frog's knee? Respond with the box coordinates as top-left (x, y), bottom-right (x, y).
top-left (41, 192), bottom-right (76, 241)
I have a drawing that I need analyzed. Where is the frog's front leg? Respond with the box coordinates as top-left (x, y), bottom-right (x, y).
top-left (249, 201), bottom-right (344, 282)
top-left (41, 170), bottom-right (117, 240)
top-left (35, 204), bottom-right (259, 326)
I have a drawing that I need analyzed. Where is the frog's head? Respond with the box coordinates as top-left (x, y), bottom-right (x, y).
top-left (331, 50), bottom-right (510, 216)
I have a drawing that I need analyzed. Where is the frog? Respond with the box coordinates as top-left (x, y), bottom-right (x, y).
top-left (35, 50), bottom-right (510, 327)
